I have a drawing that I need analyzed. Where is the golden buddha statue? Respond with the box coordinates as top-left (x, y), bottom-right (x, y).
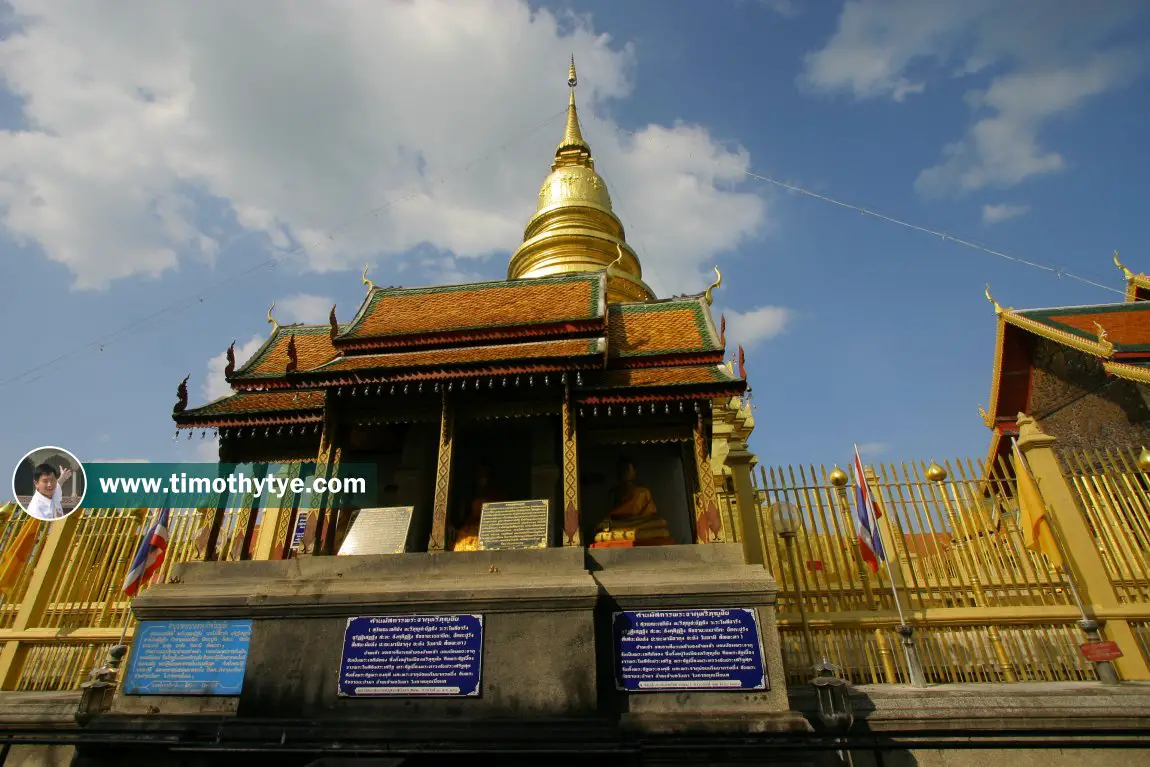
top-left (593, 458), bottom-right (672, 545)
top-left (451, 461), bottom-right (503, 552)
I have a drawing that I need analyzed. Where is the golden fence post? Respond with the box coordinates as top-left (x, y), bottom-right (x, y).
top-left (1017, 414), bottom-right (1150, 680)
top-left (252, 465), bottom-right (292, 561)
top-left (0, 512), bottom-right (82, 690)
top-left (874, 628), bottom-right (897, 684)
top-left (726, 439), bottom-right (765, 566)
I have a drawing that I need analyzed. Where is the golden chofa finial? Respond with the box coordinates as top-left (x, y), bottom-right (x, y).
top-left (1115, 249), bottom-right (1133, 279)
top-left (1094, 321), bottom-right (1109, 345)
top-left (362, 264), bottom-right (375, 292)
top-left (985, 284), bottom-right (1004, 314)
top-left (704, 267), bottom-right (722, 305)
top-left (267, 301), bottom-right (279, 332)
top-left (607, 243), bottom-right (625, 274)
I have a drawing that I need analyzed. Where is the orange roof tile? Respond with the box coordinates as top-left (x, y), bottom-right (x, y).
top-left (340, 274), bottom-right (605, 342)
top-left (607, 298), bottom-right (721, 359)
top-left (234, 326), bottom-right (340, 379)
top-left (178, 390), bottom-right (325, 420)
top-left (312, 338), bottom-right (603, 374)
top-left (1041, 308), bottom-right (1150, 348)
top-left (588, 364), bottom-right (740, 389)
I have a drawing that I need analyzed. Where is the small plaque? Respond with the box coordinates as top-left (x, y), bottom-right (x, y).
top-left (477, 499), bottom-right (549, 551)
top-left (613, 608), bottom-right (768, 692)
top-left (289, 510), bottom-right (309, 552)
top-left (338, 507), bottom-right (414, 556)
top-left (122, 619), bottom-right (252, 696)
top-left (1081, 640), bottom-right (1123, 662)
top-left (338, 615), bottom-right (483, 697)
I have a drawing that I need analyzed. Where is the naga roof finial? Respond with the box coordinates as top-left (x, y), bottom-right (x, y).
top-left (984, 284), bottom-right (1003, 314)
top-left (607, 243), bottom-right (625, 274)
top-left (174, 375), bottom-right (189, 414)
top-left (362, 264), bottom-right (375, 292)
top-left (1095, 321), bottom-right (1109, 345)
top-left (704, 267), bottom-right (722, 305)
top-left (224, 340), bottom-right (236, 379)
top-left (267, 301), bottom-right (279, 332)
top-left (1114, 249), bottom-right (1132, 277)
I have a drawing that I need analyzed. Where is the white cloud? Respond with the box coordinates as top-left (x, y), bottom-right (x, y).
top-left (856, 442), bottom-right (888, 458)
top-left (277, 293), bottom-right (334, 325)
top-left (723, 305), bottom-right (790, 349)
top-left (0, 1), bottom-right (767, 295)
top-left (85, 458), bottom-right (149, 463)
top-left (202, 335), bottom-right (264, 403)
top-left (981, 203), bottom-right (1029, 225)
top-left (799, 1), bottom-right (1147, 196)
top-left (759, 0), bottom-right (802, 18)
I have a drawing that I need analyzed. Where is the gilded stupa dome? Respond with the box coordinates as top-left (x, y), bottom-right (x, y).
top-left (508, 56), bottom-right (655, 304)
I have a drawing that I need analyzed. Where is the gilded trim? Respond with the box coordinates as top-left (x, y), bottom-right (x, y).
top-left (1000, 309), bottom-right (1115, 358)
top-left (692, 413), bottom-right (723, 544)
top-left (429, 390), bottom-right (454, 552)
top-left (561, 384), bottom-right (582, 546)
top-left (984, 315), bottom-right (1007, 429)
top-left (1103, 360), bottom-right (1150, 384)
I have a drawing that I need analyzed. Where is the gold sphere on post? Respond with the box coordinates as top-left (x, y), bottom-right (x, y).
top-left (828, 466), bottom-right (848, 487)
top-left (1138, 446), bottom-right (1150, 473)
top-left (925, 461), bottom-right (948, 483)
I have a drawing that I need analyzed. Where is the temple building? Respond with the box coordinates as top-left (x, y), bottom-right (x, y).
top-left (172, 57), bottom-right (751, 559)
top-left (982, 252), bottom-right (1150, 470)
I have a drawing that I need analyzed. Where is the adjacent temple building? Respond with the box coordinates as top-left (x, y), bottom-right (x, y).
top-left (172, 58), bottom-right (753, 559)
top-left (983, 254), bottom-right (1150, 469)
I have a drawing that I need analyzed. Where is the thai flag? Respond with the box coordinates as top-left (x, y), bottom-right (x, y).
top-left (853, 446), bottom-right (885, 573)
top-left (123, 508), bottom-right (171, 597)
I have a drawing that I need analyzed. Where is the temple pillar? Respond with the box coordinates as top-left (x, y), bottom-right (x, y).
top-left (725, 438), bottom-right (765, 566)
top-left (691, 410), bottom-right (725, 544)
top-left (561, 385), bottom-right (582, 546)
top-left (428, 390), bottom-right (455, 552)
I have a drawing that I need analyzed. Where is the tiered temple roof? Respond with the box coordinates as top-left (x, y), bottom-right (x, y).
top-left (982, 253), bottom-right (1150, 466)
top-left (175, 58), bottom-right (745, 432)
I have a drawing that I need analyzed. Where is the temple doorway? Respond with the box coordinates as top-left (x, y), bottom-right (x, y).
top-left (451, 417), bottom-right (562, 548)
top-left (578, 440), bottom-right (694, 545)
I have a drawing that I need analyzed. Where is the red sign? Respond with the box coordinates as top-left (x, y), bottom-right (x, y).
top-left (806, 560), bottom-right (824, 571)
top-left (1080, 641), bottom-right (1123, 662)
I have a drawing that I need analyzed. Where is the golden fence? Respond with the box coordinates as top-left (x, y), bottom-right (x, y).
top-left (752, 444), bottom-right (1150, 686)
top-left (3, 439), bottom-right (1150, 691)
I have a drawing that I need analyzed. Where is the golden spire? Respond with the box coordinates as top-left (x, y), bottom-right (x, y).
top-left (507, 57), bottom-right (655, 303)
top-left (558, 55), bottom-right (590, 156)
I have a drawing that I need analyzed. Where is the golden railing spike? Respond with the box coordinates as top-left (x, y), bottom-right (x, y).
top-left (266, 302), bottom-right (278, 332)
top-left (704, 266), bottom-right (722, 305)
top-left (362, 265), bottom-right (375, 292)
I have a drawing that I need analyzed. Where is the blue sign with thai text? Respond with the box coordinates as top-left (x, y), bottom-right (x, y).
top-left (338, 614), bottom-right (483, 697)
top-left (290, 510), bottom-right (309, 551)
top-left (612, 608), bottom-right (768, 692)
top-left (122, 619), bottom-right (252, 695)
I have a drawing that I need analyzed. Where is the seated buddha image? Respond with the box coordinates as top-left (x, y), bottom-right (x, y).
top-left (593, 458), bottom-right (673, 546)
top-left (451, 460), bottom-right (504, 552)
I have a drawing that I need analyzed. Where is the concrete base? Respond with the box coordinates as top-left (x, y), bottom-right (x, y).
top-left (106, 543), bottom-right (804, 739)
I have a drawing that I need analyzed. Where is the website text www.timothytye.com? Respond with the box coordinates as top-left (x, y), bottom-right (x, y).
top-left (97, 472), bottom-right (365, 500)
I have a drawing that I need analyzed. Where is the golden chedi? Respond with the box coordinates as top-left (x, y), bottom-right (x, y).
top-left (507, 56), bottom-right (655, 304)
top-left (594, 458), bottom-right (672, 545)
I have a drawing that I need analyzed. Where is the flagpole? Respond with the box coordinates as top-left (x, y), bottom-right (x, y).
top-left (855, 446), bottom-right (927, 687)
top-left (1013, 439), bottom-right (1119, 684)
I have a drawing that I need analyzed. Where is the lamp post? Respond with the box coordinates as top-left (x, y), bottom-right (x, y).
top-left (774, 501), bottom-right (817, 669)
top-left (75, 643), bottom-right (128, 724)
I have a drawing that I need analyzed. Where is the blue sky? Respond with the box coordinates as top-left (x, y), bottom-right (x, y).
top-left (1, 0), bottom-right (1149, 487)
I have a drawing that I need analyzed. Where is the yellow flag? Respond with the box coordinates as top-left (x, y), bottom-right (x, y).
top-left (1012, 441), bottom-right (1063, 570)
top-left (0, 509), bottom-right (40, 598)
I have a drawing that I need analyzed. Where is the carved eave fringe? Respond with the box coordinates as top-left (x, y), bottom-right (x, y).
top-left (1103, 360), bottom-right (1150, 384)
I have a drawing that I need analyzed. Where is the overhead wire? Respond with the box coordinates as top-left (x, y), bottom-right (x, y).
top-left (601, 120), bottom-right (1131, 302)
top-left (1, 107), bottom-right (569, 389)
